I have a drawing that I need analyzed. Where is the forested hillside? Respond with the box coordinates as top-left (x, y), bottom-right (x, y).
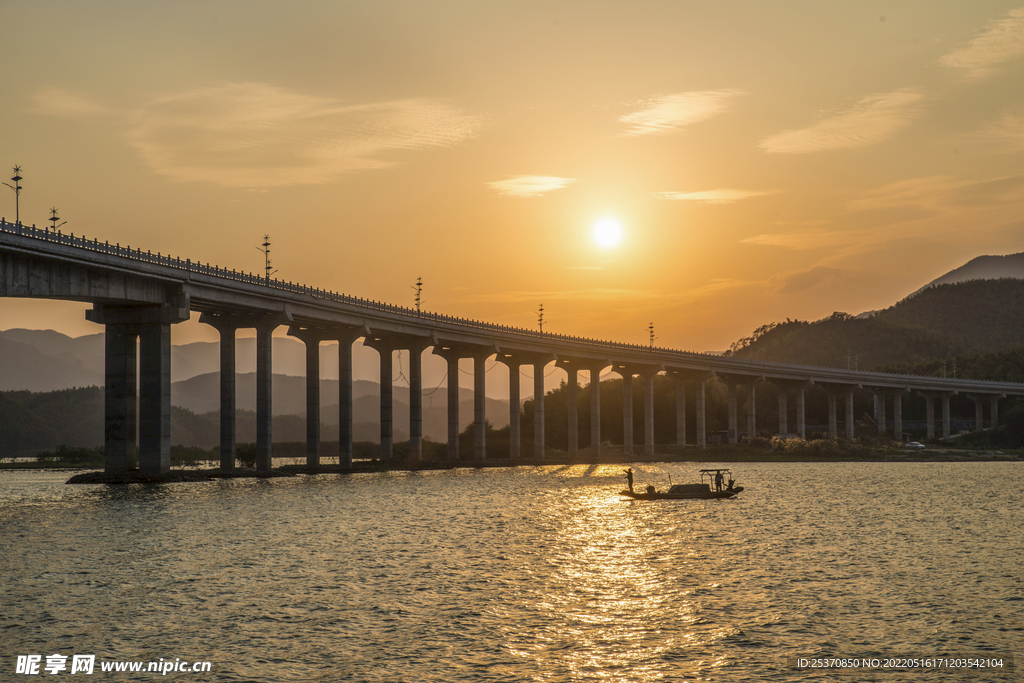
top-left (727, 279), bottom-right (1024, 369)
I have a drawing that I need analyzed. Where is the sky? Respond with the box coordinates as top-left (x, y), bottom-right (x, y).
top-left (2, 1), bottom-right (1023, 355)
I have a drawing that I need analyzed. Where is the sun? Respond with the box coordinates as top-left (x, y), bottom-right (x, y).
top-left (592, 217), bottom-right (623, 249)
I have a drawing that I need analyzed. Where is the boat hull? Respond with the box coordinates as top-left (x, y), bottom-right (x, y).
top-left (619, 486), bottom-right (743, 500)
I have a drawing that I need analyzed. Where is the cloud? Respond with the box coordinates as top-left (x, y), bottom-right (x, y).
top-left (770, 266), bottom-right (842, 294)
top-left (760, 88), bottom-right (924, 153)
top-left (30, 88), bottom-right (113, 117)
top-left (652, 189), bottom-right (775, 203)
top-left (121, 83), bottom-right (482, 187)
top-left (847, 176), bottom-right (966, 211)
top-left (938, 7), bottom-right (1024, 79)
top-left (739, 230), bottom-right (854, 250)
top-left (619, 90), bottom-right (743, 136)
top-left (487, 175), bottom-right (576, 197)
top-left (980, 109), bottom-right (1024, 150)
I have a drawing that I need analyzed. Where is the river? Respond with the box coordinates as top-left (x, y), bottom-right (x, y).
top-left (1, 462), bottom-right (1019, 681)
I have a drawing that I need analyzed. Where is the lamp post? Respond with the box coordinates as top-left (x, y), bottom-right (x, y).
top-left (3, 165), bottom-right (22, 225)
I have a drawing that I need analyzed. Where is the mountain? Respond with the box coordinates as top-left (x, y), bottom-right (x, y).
top-left (925, 252), bottom-right (1024, 288)
top-left (728, 279), bottom-right (1024, 370)
top-left (0, 382), bottom-right (511, 454)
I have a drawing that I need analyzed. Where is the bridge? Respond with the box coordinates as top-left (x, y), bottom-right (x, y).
top-left (2, 217), bottom-right (1022, 475)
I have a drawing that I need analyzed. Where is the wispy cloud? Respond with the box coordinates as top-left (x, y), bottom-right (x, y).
top-left (849, 174), bottom-right (1024, 211)
top-left (770, 266), bottom-right (842, 294)
top-left (619, 90), bottom-right (743, 136)
top-left (487, 175), bottom-right (575, 197)
top-left (30, 88), bottom-right (113, 117)
top-left (36, 83), bottom-right (482, 188)
top-left (652, 189), bottom-right (775, 203)
top-left (760, 88), bottom-right (924, 154)
top-left (938, 7), bottom-right (1024, 80)
top-left (739, 230), bottom-right (855, 250)
top-left (980, 109), bottom-right (1024, 150)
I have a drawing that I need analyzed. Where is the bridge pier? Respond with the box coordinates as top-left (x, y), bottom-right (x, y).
top-left (533, 359), bottom-right (547, 459)
top-left (89, 304), bottom-right (187, 475)
top-left (496, 354), bottom-right (522, 459)
top-left (586, 362), bottom-right (609, 455)
top-left (288, 326), bottom-right (339, 469)
top-left (102, 323), bottom-right (138, 472)
top-left (875, 391), bottom-right (887, 436)
top-left (746, 383), bottom-right (756, 444)
top-left (556, 358), bottom-right (589, 458)
top-left (893, 390), bottom-right (904, 441)
top-left (336, 330), bottom-right (364, 468)
top-left (991, 396), bottom-right (1000, 428)
top-left (674, 374), bottom-right (686, 447)
top-left (844, 389), bottom-right (855, 440)
top-left (827, 390), bottom-right (837, 439)
top-left (199, 314), bottom-right (239, 470)
top-left (696, 376), bottom-right (706, 448)
top-left (796, 384), bottom-right (806, 439)
top-left (777, 387), bottom-right (788, 436)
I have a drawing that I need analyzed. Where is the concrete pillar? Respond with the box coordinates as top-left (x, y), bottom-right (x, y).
top-left (893, 390), bottom-right (903, 441)
top-left (379, 347), bottom-right (393, 460)
top-left (925, 395), bottom-right (935, 440)
top-left (675, 375), bottom-right (686, 447)
top-left (696, 378), bottom-right (706, 449)
top-left (138, 323), bottom-right (172, 475)
top-left (876, 392), bottom-right (887, 436)
top-left (501, 359), bottom-right (521, 459)
top-left (446, 355), bottom-right (460, 460)
top-left (727, 382), bottom-right (738, 445)
top-left (942, 394), bottom-right (951, 440)
top-left (827, 391), bottom-right (837, 439)
top-left (217, 326), bottom-right (237, 469)
top-left (200, 316), bottom-right (238, 470)
top-left (796, 385), bottom-right (806, 440)
top-left (473, 354), bottom-right (487, 460)
top-left (845, 390), bottom-right (855, 440)
top-left (622, 372), bottom-right (634, 453)
top-left (643, 372), bottom-right (655, 455)
top-left (971, 396), bottom-right (984, 432)
top-left (255, 321), bottom-right (275, 472)
top-left (533, 360), bottom-right (546, 459)
top-left (338, 337), bottom-right (355, 467)
top-left (408, 343), bottom-right (426, 462)
top-left (103, 324), bottom-right (138, 473)
top-left (566, 367), bottom-right (578, 457)
top-left (746, 384), bottom-right (756, 444)
top-left (288, 327), bottom-right (330, 469)
top-left (991, 396), bottom-right (999, 428)
top-left (588, 366), bottom-right (603, 455)
top-left (778, 387), bottom-right (788, 436)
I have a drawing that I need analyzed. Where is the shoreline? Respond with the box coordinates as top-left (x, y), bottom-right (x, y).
top-left (49, 448), bottom-right (1023, 484)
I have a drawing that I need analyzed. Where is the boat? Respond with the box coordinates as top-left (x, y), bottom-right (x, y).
top-left (620, 468), bottom-right (744, 500)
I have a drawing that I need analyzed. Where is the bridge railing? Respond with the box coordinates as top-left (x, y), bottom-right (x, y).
top-left (1, 218), bottom-right (1020, 388)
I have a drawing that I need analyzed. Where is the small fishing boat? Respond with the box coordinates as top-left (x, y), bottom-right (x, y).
top-left (620, 468), bottom-right (743, 500)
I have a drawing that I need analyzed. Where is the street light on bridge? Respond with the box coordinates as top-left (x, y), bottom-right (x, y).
top-left (3, 165), bottom-right (22, 225)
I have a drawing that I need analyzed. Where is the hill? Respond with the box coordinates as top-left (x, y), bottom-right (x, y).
top-left (728, 279), bottom-right (1024, 369)
top-left (924, 252), bottom-right (1024, 288)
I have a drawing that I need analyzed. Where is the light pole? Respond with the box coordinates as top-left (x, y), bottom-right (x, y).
top-left (48, 207), bottom-right (66, 232)
top-left (3, 165), bottom-right (22, 225)
top-left (537, 303), bottom-right (544, 333)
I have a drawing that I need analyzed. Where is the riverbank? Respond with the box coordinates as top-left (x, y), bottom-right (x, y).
top-left (57, 444), bottom-right (1022, 484)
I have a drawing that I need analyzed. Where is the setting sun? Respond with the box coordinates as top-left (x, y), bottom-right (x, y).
top-left (592, 218), bottom-right (624, 249)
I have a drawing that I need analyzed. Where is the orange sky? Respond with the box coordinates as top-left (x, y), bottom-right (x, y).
top-left (2, 1), bottom-right (1023, 353)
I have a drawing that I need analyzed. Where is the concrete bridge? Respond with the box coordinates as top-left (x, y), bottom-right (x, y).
top-left (3, 218), bottom-right (1022, 475)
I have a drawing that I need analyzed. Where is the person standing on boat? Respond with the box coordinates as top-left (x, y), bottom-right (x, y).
top-left (714, 471), bottom-right (724, 492)
top-left (625, 468), bottom-right (634, 493)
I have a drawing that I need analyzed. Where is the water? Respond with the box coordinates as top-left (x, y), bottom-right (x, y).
top-left (1, 462), bottom-right (1020, 681)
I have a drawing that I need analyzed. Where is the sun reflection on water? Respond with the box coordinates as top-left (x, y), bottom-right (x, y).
top-left (498, 479), bottom-right (736, 681)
